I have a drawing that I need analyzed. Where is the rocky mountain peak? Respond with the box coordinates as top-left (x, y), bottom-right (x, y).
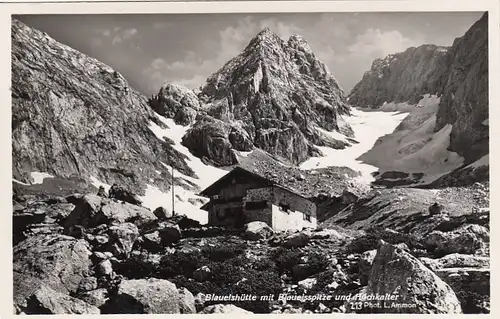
top-left (245, 27), bottom-right (285, 54)
top-left (287, 34), bottom-right (313, 54)
top-left (152, 29), bottom-right (353, 167)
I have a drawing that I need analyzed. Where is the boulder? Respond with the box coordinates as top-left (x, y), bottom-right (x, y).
top-left (108, 184), bottom-right (143, 206)
top-left (342, 189), bottom-right (359, 205)
top-left (298, 278), bottom-right (317, 290)
top-left (142, 231), bottom-right (163, 251)
top-left (167, 214), bottom-right (202, 229)
top-left (76, 276), bottom-right (98, 293)
top-left (178, 287), bottom-right (196, 314)
top-left (13, 200), bottom-right (75, 245)
top-left (98, 260), bottom-right (114, 277)
top-left (365, 240), bottom-right (462, 314)
top-left (148, 83), bottom-right (200, 126)
top-left (425, 224), bottom-right (489, 256)
top-left (24, 285), bottom-right (100, 314)
top-left (107, 222), bottom-right (139, 258)
top-left (200, 304), bottom-right (253, 314)
top-left (158, 223), bottom-right (182, 245)
top-left (13, 234), bottom-right (93, 308)
top-left (97, 186), bottom-right (107, 197)
top-left (421, 253), bottom-right (489, 271)
top-left (428, 202), bottom-right (444, 215)
top-left (194, 293), bottom-right (206, 311)
top-left (153, 206), bottom-right (170, 220)
top-left (78, 288), bottom-right (109, 308)
top-left (64, 194), bottom-right (157, 229)
top-left (193, 266), bottom-right (212, 282)
top-left (181, 117), bottom-right (241, 167)
top-left (103, 278), bottom-right (180, 314)
top-left (358, 249), bottom-right (377, 285)
top-left (434, 268), bottom-right (490, 313)
top-left (419, 253), bottom-right (490, 314)
top-left (244, 221), bottom-right (274, 241)
top-left (281, 232), bottom-right (310, 248)
top-left (174, 106), bottom-right (198, 126)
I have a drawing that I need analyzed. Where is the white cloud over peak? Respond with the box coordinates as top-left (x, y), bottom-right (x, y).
top-left (92, 27), bottom-right (138, 46)
top-left (348, 28), bottom-right (425, 59)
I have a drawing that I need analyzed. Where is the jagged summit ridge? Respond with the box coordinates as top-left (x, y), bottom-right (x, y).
top-left (150, 28), bottom-right (353, 167)
top-left (349, 44), bottom-right (450, 107)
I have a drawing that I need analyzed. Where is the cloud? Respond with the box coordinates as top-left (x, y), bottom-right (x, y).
top-left (92, 27), bottom-right (138, 46)
top-left (111, 28), bottom-right (138, 45)
top-left (347, 28), bottom-right (424, 59)
top-left (153, 21), bottom-right (172, 29)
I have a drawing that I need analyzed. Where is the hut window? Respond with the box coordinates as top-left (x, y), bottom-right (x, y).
top-left (304, 213), bottom-right (311, 222)
top-left (245, 200), bottom-right (268, 210)
top-left (279, 203), bottom-right (290, 213)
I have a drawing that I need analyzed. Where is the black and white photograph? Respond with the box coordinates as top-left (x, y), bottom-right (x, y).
top-left (6, 0), bottom-right (497, 315)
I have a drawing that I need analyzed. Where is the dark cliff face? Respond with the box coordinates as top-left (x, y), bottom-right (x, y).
top-left (435, 12), bottom-right (488, 163)
top-left (11, 19), bottom-right (194, 194)
top-left (150, 28), bottom-right (353, 166)
top-left (348, 44), bottom-right (450, 108)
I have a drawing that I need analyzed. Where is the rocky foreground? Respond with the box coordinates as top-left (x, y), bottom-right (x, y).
top-left (13, 182), bottom-right (490, 314)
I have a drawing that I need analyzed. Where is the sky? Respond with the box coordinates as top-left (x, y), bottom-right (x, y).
top-left (15, 12), bottom-right (484, 96)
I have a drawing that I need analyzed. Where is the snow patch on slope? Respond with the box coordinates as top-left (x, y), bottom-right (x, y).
top-left (465, 154), bottom-right (489, 169)
top-left (316, 126), bottom-right (349, 143)
top-left (300, 108), bottom-right (408, 183)
top-left (145, 115), bottom-right (227, 223)
top-left (30, 172), bottom-right (54, 184)
top-left (13, 179), bottom-right (30, 186)
top-left (380, 94), bottom-right (440, 112)
top-left (359, 113), bottom-right (464, 183)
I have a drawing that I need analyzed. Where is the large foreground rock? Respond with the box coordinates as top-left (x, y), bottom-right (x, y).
top-left (365, 240), bottom-right (462, 314)
top-left (14, 234), bottom-right (93, 307)
top-left (64, 194), bottom-right (157, 229)
top-left (103, 278), bottom-right (180, 314)
top-left (107, 222), bottom-right (139, 258)
top-left (420, 253), bottom-right (490, 314)
top-left (178, 287), bottom-right (196, 314)
top-left (24, 285), bottom-right (100, 314)
top-left (108, 184), bottom-right (143, 206)
top-left (420, 253), bottom-right (489, 271)
top-left (424, 224), bottom-right (489, 256)
top-left (280, 231), bottom-right (310, 248)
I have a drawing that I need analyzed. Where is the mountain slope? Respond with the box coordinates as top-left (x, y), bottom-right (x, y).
top-left (11, 19), bottom-right (196, 195)
top-left (348, 44), bottom-right (450, 108)
top-left (353, 13), bottom-right (489, 187)
top-left (11, 19), bottom-right (230, 221)
top-left (150, 28), bottom-right (354, 166)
